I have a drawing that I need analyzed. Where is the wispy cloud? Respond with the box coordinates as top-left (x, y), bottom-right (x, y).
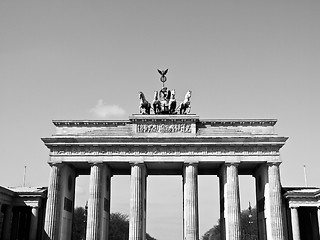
top-left (90, 99), bottom-right (126, 118)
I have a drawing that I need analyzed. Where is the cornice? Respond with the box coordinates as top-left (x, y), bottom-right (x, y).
top-left (200, 119), bottom-right (277, 126)
top-left (42, 136), bottom-right (287, 147)
top-left (284, 189), bottom-right (320, 199)
top-left (53, 120), bottom-right (130, 127)
top-left (52, 118), bottom-right (278, 127)
top-left (130, 114), bottom-right (199, 123)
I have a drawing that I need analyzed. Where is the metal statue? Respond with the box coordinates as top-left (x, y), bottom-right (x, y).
top-left (168, 89), bottom-right (177, 114)
top-left (152, 91), bottom-right (161, 114)
top-left (138, 91), bottom-right (151, 114)
top-left (178, 90), bottom-right (192, 114)
top-left (159, 87), bottom-right (171, 113)
top-left (138, 69), bottom-right (192, 115)
top-left (157, 69), bottom-right (168, 87)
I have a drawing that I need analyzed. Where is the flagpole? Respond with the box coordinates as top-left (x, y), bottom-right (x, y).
top-left (303, 164), bottom-right (308, 187)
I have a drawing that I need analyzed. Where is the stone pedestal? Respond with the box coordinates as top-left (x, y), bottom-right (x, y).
top-left (220, 163), bottom-right (241, 240)
top-left (129, 163), bottom-right (147, 240)
top-left (267, 163), bottom-right (285, 240)
top-left (44, 164), bottom-right (62, 240)
top-left (183, 163), bottom-right (199, 240)
top-left (290, 207), bottom-right (300, 240)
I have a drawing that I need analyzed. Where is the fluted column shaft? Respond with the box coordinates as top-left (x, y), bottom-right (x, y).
top-left (290, 207), bottom-right (300, 240)
top-left (2, 205), bottom-right (13, 240)
top-left (129, 163), bottom-right (146, 240)
top-left (29, 207), bottom-right (39, 240)
top-left (268, 163), bottom-right (285, 240)
top-left (86, 163), bottom-right (103, 240)
top-left (317, 207), bottom-right (320, 238)
top-left (44, 164), bottom-right (62, 240)
top-left (224, 163), bottom-right (241, 240)
top-left (183, 163), bottom-right (199, 240)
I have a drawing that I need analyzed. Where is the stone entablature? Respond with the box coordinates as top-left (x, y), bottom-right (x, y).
top-left (51, 115), bottom-right (279, 136)
top-left (45, 116), bottom-right (286, 157)
top-left (43, 115), bottom-right (287, 176)
top-left (44, 116), bottom-right (287, 162)
top-left (284, 187), bottom-right (320, 208)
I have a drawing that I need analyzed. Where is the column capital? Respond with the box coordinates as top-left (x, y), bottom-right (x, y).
top-left (88, 161), bottom-right (104, 166)
top-left (225, 161), bottom-right (240, 166)
top-left (130, 162), bottom-right (146, 170)
top-left (267, 161), bottom-right (281, 167)
top-left (129, 160), bottom-right (145, 165)
top-left (184, 161), bottom-right (199, 166)
top-left (290, 206), bottom-right (300, 211)
top-left (219, 161), bottom-right (240, 177)
top-left (48, 162), bottom-right (64, 168)
top-left (130, 163), bottom-right (147, 178)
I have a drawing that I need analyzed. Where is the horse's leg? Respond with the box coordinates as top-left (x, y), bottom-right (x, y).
top-left (181, 104), bottom-right (187, 114)
top-left (152, 104), bottom-right (156, 114)
top-left (156, 103), bottom-right (160, 114)
top-left (147, 104), bottom-right (151, 115)
top-left (180, 105), bottom-right (183, 114)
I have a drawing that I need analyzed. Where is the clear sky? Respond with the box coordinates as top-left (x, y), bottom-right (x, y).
top-left (1, 1), bottom-right (320, 239)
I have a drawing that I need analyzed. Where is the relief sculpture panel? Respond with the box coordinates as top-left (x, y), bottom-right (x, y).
top-left (136, 123), bottom-right (192, 133)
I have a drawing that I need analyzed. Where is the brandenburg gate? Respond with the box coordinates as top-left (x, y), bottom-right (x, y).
top-left (42, 71), bottom-right (287, 240)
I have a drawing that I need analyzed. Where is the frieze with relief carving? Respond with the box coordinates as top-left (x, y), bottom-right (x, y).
top-left (51, 145), bottom-right (280, 156)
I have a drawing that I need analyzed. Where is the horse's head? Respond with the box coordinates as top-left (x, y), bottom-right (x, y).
top-left (185, 90), bottom-right (192, 100)
top-left (170, 89), bottom-right (176, 99)
top-left (153, 91), bottom-right (158, 100)
top-left (139, 91), bottom-right (144, 99)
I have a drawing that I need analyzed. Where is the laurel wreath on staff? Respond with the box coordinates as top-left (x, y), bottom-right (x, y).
top-left (157, 69), bottom-right (168, 87)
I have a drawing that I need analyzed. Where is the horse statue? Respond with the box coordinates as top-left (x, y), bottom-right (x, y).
top-left (178, 90), bottom-right (192, 114)
top-left (139, 91), bottom-right (151, 114)
top-left (168, 89), bottom-right (177, 114)
top-left (152, 91), bottom-right (161, 114)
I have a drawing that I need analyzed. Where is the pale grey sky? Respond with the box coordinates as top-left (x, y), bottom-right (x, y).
top-left (1, 1), bottom-right (320, 239)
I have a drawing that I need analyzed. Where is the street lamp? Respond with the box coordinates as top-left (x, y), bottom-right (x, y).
top-left (83, 201), bottom-right (88, 240)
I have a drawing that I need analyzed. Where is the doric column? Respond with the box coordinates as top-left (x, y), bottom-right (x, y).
top-left (290, 207), bottom-right (300, 240)
top-left (317, 207), bottom-right (320, 238)
top-left (44, 163), bottom-right (62, 240)
top-left (183, 163), bottom-right (199, 240)
top-left (129, 163), bottom-right (147, 240)
top-left (86, 163), bottom-right (104, 240)
top-left (222, 163), bottom-right (241, 240)
top-left (2, 205), bottom-right (13, 240)
top-left (267, 162), bottom-right (285, 240)
top-left (29, 206), bottom-right (39, 240)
